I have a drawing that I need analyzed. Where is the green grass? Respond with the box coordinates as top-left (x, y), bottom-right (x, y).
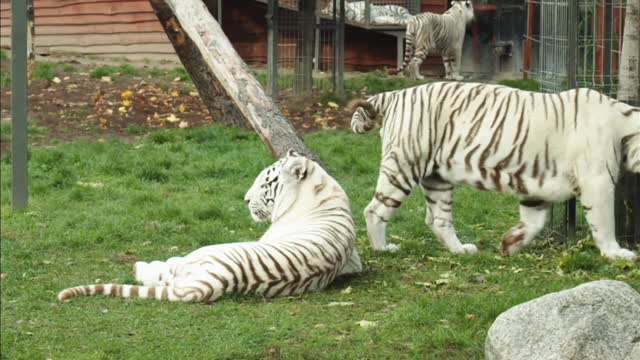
top-left (0, 70), bottom-right (9, 87)
top-left (0, 49), bottom-right (8, 61)
top-left (0, 120), bottom-right (49, 143)
top-left (345, 70), bottom-right (429, 95)
top-left (1, 126), bottom-right (639, 359)
top-left (90, 64), bottom-right (141, 79)
top-left (497, 79), bottom-right (541, 92)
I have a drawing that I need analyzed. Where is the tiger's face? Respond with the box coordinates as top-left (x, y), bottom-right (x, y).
top-left (622, 132), bottom-right (640, 173)
top-left (244, 150), bottom-right (311, 222)
top-left (451, 1), bottom-right (474, 23)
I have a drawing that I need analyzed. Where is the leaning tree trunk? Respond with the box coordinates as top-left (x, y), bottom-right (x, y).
top-left (149, 0), bottom-right (320, 162)
top-left (618, 0), bottom-right (640, 102)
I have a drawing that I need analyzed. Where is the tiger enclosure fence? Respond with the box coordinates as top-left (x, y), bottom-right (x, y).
top-left (266, 0), bottom-right (344, 98)
top-left (265, 0), bottom-right (422, 98)
top-left (523, 0), bottom-right (640, 246)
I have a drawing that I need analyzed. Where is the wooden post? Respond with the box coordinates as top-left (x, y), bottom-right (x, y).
top-left (267, 0), bottom-right (279, 98)
top-left (149, 0), bottom-right (321, 161)
top-left (12, 0), bottom-right (29, 209)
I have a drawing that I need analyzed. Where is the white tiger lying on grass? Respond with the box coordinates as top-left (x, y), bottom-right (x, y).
top-left (349, 82), bottom-right (640, 260)
top-left (58, 151), bottom-right (362, 303)
top-left (392, 1), bottom-right (474, 81)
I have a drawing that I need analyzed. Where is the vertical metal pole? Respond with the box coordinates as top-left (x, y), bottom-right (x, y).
top-left (396, 34), bottom-right (404, 70)
top-left (603, 0), bottom-right (612, 93)
top-left (365, 0), bottom-right (371, 27)
top-left (335, 0), bottom-right (344, 96)
top-left (267, 0), bottom-right (278, 98)
top-left (332, 0), bottom-right (337, 90)
top-left (314, 16), bottom-right (320, 73)
top-left (303, 0), bottom-right (315, 95)
top-left (566, 0), bottom-right (578, 239)
top-left (11, 0), bottom-right (29, 210)
top-left (217, 0), bottom-right (222, 27)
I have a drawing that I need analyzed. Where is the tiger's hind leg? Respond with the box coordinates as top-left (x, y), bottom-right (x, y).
top-left (364, 169), bottom-right (418, 252)
top-left (337, 248), bottom-right (363, 276)
top-left (420, 175), bottom-right (477, 254)
top-left (501, 200), bottom-right (549, 256)
top-left (579, 176), bottom-right (637, 260)
top-left (134, 257), bottom-right (181, 287)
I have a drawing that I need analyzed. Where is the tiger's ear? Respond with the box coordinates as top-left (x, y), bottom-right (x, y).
top-left (286, 148), bottom-right (301, 158)
top-left (465, 1), bottom-right (471, 8)
top-left (283, 156), bottom-right (308, 182)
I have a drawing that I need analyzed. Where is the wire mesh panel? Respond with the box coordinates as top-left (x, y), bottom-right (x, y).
top-left (524, 0), bottom-right (627, 94)
top-left (267, 0), bottom-right (341, 98)
top-left (524, 0), bottom-right (639, 246)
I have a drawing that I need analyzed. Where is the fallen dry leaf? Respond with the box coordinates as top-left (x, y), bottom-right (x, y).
top-left (52, 77), bottom-right (62, 84)
top-left (340, 286), bottom-right (353, 294)
top-left (100, 76), bottom-right (112, 83)
top-left (356, 320), bottom-right (378, 329)
top-left (327, 302), bottom-right (354, 307)
top-left (166, 114), bottom-right (180, 123)
top-left (121, 90), bottom-right (134, 100)
top-left (178, 120), bottom-right (189, 129)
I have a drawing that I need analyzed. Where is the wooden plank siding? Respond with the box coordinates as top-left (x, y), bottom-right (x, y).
top-left (0, 0), bottom-right (448, 69)
top-left (0, 0), bottom-right (176, 61)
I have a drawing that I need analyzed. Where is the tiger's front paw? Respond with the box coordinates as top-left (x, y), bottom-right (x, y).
top-left (383, 243), bottom-right (401, 253)
top-left (461, 243), bottom-right (478, 254)
top-left (603, 248), bottom-right (637, 261)
top-left (451, 243), bottom-right (478, 254)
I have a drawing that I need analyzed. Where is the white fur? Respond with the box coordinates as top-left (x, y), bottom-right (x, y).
top-left (352, 82), bottom-right (640, 261)
top-left (399, 1), bottom-right (474, 80)
top-left (58, 152), bottom-right (361, 303)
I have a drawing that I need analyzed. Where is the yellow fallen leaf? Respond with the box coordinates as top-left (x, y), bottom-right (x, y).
top-left (100, 118), bottom-right (108, 126)
top-left (328, 101), bottom-right (339, 108)
top-left (121, 90), bottom-right (134, 100)
top-left (118, 106), bottom-right (127, 114)
top-left (122, 99), bottom-right (132, 107)
top-left (52, 77), bottom-right (62, 84)
top-left (100, 76), bottom-right (112, 83)
top-left (166, 113), bottom-right (179, 123)
top-left (178, 104), bottom-right (187, 113)
top-left (170, 90), bottom-right (180, 97)
top-left (178, 120), bottom-right (189, 129)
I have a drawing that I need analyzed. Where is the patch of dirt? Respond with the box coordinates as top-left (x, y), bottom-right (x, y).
top-left (0, 60), bottom-right (355, 154)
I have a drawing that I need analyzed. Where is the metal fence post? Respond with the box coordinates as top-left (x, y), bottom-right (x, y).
top-left (565, 0), bottom-right (579, 239)
top-left (335, 0), bottom-right (345, 97)
top-left (11, 0), bottom-right (29, 210)
top-left (267, 0), bottom-right (279, 98)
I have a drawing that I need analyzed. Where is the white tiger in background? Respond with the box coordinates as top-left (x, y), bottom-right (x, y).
top-left (322, 1), bottom-right (414, 25)
top-left (349, 82), bottom-right (640, 260)
top-left (393, 1), bottom-right (474, 81)
top-left (58, 151), bottom-right (362, 303)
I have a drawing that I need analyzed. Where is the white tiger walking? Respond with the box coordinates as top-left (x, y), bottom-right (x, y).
top-left (349, 82), bottom-right (640, 260)
top-left (58, 150), bottom-right (362, 303)
top-left (394, 1), bottom-right (474, 81)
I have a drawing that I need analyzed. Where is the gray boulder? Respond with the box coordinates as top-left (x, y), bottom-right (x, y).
top-left (486, 280), bottom-right (640, 360)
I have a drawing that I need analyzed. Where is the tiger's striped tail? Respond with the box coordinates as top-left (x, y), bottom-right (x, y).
top-left (391, 21), bottom-right (416, 76)
top-left (58, 284), bottom-right (181, 303)
top-left (348, 99), bottom-right (379, 134)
